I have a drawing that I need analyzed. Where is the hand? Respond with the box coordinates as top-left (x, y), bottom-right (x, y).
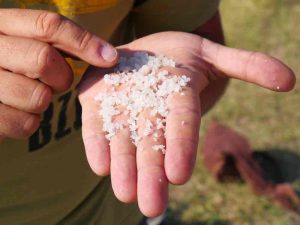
top-left (78, 32), bottom-right (295, 216)
top-left (0, 9), bottom-right (117, 139)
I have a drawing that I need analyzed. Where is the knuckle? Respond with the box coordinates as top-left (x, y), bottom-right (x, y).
top-left (76, 30), bottom-right (94, 51)
top-left (22, 114), bottom-right (40, 137)
top-left (54, 67), bottom-right (73, 93)
top-left (0, 104), bottom-right (40, 138)
top-left (61, 73), bottom-right (73, 92)
top-left (245, 51), bottom-right (260, 80)
top-left (169, 105), bottom-right (201, 117)
top-left (35, 44), bottom-right (54, 76)
top-left (35, 11), bottom-right (63, 39)
top-left (59, 64), bottom-right (74, 92)
top-left (30, 82), bottom-right (52, 112)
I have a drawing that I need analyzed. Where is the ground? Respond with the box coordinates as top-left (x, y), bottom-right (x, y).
top-left (168, 0), bottom-right (300, 224)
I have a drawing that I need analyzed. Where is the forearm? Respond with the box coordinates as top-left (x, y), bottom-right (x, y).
top-left (192, 11), bottom-right (229, 115)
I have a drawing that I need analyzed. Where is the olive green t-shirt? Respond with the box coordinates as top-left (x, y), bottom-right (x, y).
top-left (0, 1), bottom-right (220, 224)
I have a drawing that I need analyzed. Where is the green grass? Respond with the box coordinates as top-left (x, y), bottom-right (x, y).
top-left (168, 0), bottom-right (300, 224)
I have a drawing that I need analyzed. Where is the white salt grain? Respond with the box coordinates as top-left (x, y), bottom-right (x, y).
top-left (156, 118), bottom-right (164, 130)
top-left (95, 52), bottom-right (190, 153)
top-left (143, 120), bottom-right (153, 136)
top-left (152, 144), bottom-right (166, 154)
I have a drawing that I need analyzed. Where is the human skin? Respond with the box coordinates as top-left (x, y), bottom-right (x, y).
top-left (78, 11), bottom-right (295, 217)
top-left (0, 9), bottom-right (117, 139)
top-left (192, 11), bottom-right (229, 115)
top-left (0, 7), bottom-right (295, 218)
top-left (78, 31), bottom-right (295, 217)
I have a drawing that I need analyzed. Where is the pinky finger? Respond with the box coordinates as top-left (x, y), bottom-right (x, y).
top-left (80, 98), bottom-right (111, 176)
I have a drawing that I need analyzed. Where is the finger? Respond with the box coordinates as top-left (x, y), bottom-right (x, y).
top-left (0, 9), bottom-right (118, 66)
top-left (81, 66), bottom-right (138, 203)
top-left (79, 70), bottom-right (110, 176)
top-left (136, 113), bottom-right (168, 217)
top-left (165, 87), bottom-right (201, 184)
top-left (80, 98), bottom-right (111, 176)
top-left (0, 35), bottom-right (72, 92)
top-left (110, 118), bottom-right (137, 203)
top-left (0, 70), bottom-right (52, 113)
top-left (201, 38), bottom-right (296, 91)
top-left (0, 103), bottom-right (40, 139)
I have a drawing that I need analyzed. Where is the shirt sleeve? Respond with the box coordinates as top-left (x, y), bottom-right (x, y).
top-left (132, 0), bottom-right (220, 36)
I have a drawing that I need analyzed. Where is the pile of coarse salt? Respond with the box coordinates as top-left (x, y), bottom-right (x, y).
top-left (95, 52), bottom-right (190, 154)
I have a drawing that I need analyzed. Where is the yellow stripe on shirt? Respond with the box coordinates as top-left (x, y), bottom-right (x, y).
top-left (15, 0), bottom-right (120, 15)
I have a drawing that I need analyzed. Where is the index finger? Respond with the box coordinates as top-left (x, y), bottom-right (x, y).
top-left (0, 9), bottom-right (118, 67)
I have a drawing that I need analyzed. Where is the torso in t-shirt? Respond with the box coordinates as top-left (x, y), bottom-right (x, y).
top-left (0, 1), bottom-right (220, 224)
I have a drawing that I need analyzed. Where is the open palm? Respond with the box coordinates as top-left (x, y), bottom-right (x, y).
top-left (78, 32), bottom-right (295, 217)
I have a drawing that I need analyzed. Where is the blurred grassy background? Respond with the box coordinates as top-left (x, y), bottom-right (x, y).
top-left (168, 0), bottom-right (300, 224)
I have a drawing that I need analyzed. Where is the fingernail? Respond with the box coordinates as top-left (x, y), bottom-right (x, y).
top-left (100, 44), bottom-right (117, 62)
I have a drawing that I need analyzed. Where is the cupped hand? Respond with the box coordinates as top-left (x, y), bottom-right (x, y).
top-left (0, 9), bottom-right (117, 139)
top-left (78, 31), bottom-right (295, 216)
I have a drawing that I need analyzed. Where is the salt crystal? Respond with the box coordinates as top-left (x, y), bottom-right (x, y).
top-left (143, 119), bottom-right (153, 136)
top-left (95, 52), bottom-right (190, 152)
top-left (152, 144), bottom-right (166, 154)
top-left (156, 118), bottom-right (164, 130)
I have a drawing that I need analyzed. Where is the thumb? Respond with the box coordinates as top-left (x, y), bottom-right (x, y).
top-left (0, 9), bottom-right (118, 67)
top-left (201, 38), bottom-right (296, 92)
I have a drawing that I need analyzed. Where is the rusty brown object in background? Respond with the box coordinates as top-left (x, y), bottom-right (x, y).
top-left (203, 120), bottom-right (300, 214)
